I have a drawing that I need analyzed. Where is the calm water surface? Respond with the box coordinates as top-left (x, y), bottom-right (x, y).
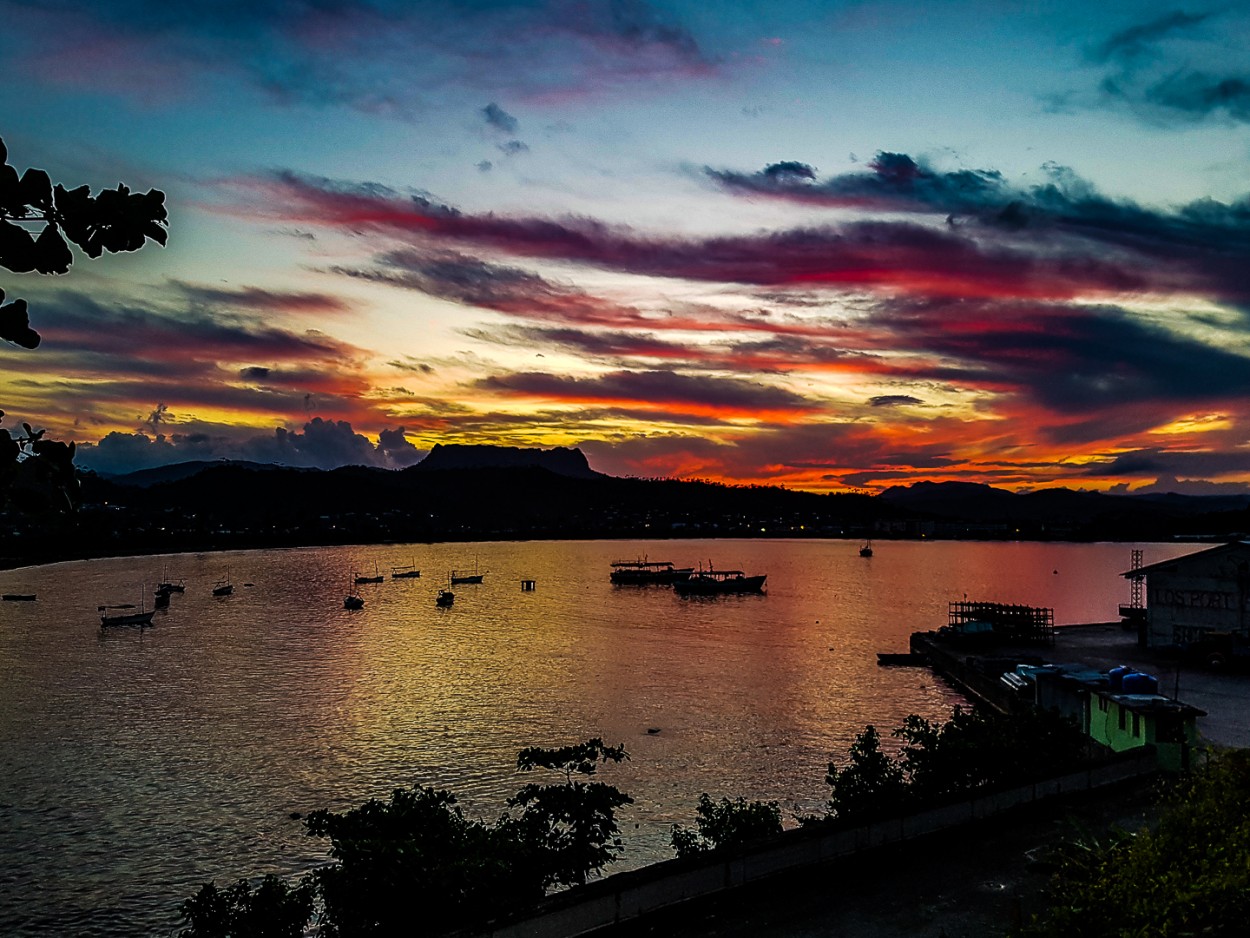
top-left (0, 539), bottom-right (1191, 935)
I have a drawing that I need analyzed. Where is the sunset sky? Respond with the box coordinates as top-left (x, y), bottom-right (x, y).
top-left (2, 1), bottom-right (1249, 493)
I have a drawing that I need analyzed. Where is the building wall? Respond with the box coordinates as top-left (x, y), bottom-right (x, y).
top-left (1089, 696), bottom-right (1145, 752)
top-left (1144, 546), bottom-right (1250, 647)
top-left (1088, 696), bottom-right (1198, 772)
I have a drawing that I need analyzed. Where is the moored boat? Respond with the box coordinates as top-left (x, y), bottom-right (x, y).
top-left (609, 559), bottom-right (695, 585)
top-left (212, 568), bottom-right (233, 596)
top-left (100, 608), bottom-right (155, 627)
top-left (391, 562), bottom-right (421, 579)
top-left (450, 561), bottom-right (484, 585)
top-left (355, 562), bottom-right (383, 585)
top-left (859, 539), bottom-right (873, 557)
top-left (158, 563), bottom-right (185, 593)
top-left (436, 589), bottom-right (455, 607)
top-left (100, 587), bottom-right (155, 627)
top-left (672, 565), bottom-right (766, 596)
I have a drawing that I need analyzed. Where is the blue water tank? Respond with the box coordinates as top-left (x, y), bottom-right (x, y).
top-left (1121, 672), bottom-right (1158, 695)
top-left (1108, 665), bottom-right (1131, 690)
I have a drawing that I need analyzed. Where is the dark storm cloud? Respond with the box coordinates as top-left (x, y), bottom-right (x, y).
top-left (875, 298), bottom-right (1250, 415)
top-left (1081, 8), bottom-right (1250, 125)
top-left (5, 0), bottom-right (721, 113)
top-left (869, 395), bottom-right (924, 407)
top-left (705, 153), bottom-right (1009, 215)
top-left (1095, 447), bottom-right (1250, 479)
top-left (77, 418), bottom-right (427, 474)
top-left (267, 170), bottom-right (1179, 301)
top-left (464, 324), bottom-right (694, 361)
top-left (334, 250), bottom-right (659, 327)
top-left (31, 290), bottom-right (359, 365)
top-left (1, 288), bottom-right (385, 440)
top-left (479, 368), bottom-right (817, 416)
top-left (704, 154), bottom-right (1250, 303)
top-left (174, 282), bottom-right (350, 313)
top-left (1090, 10), bottom-right (1211, 63)
top-left (1134, 72), bottom-right (1250, 122)
top-left (376, 425), bottom-right (425, 466)
top-left (482, 102), bottom-right (519, 134)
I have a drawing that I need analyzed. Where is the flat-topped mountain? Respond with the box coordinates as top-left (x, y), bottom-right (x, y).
top-left (414, 443), bottom-right (601, 479)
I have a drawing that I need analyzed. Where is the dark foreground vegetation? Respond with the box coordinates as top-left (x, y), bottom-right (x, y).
top-left (180, 708), bottom-right (1250, 938)
top-left (1019, 748), bottom-right (1250, 937)
top-left (178, 707), bottom-right (1099, 937)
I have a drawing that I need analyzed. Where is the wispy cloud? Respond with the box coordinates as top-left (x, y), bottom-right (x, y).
top-left (478, 368), bottom-right (820, 421)
top-left (1078, 8), bottom-right (1250, 125)
top-left (2, 0), bottom-right (724, 113)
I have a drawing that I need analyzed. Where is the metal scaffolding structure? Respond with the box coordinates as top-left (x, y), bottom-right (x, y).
top-left (947, 600), bottom-right (1055, 645)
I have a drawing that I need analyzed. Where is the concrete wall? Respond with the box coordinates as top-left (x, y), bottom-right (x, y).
top-left (472, 749), bottom-right (1158, 938)
top-left (1145, 546), bottom-right (1250, 647)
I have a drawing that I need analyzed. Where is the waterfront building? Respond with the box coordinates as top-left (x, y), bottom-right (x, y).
top-left (1087, 691), bottom-right (1204, 772)
top-left (1123, 541), bottom-right (1250, 650)
top-left (1033, 668), bottom-right (1204, 772)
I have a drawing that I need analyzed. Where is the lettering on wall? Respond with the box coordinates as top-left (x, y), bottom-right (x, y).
top-left (1151, 588), bottom-right (1237, 610)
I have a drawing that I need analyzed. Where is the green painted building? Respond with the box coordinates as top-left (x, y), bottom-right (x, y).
top-left (1088, 692), bottom-right (1205, 772)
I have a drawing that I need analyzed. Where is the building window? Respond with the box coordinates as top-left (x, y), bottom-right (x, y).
top-left (1098, 697), bottom-right (1108, 712)
top-left (1132, 713), bottom-right (1141, 737)
top-left (1119, 707), bottom-right (1127, 731)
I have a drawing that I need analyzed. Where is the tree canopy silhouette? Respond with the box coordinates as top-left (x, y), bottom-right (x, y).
top-left (0, 134), bottom-right (168, 348)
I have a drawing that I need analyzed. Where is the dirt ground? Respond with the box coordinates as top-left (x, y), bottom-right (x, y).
top-left (596, 776), bottom-right (1163, 938)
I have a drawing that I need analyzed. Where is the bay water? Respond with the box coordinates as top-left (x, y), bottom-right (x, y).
top-left (0, 539), bottom-right (1191, 935)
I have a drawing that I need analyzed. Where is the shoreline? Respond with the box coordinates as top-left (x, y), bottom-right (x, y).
top-left (1, 532), bottom-right (1213, 576)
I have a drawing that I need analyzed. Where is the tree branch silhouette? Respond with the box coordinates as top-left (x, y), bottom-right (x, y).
top-left (1, 134), bottom-right (168, 348)
top-left (2, 133), bottom-right (167, 514)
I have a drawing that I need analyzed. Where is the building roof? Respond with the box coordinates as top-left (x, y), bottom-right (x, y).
top-left (1099, 692), bottom-right (1206, 718)
top-left (1121, 540), bottom-right (1250, 578)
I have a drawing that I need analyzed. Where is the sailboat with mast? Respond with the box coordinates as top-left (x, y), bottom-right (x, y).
top-left (212, 569), bottom-right (233, 596)
top-left (450, 559), bottom-right (484, 585)
top-left (100, 585), bottom-right (155, 627)
top-left (391, 558), bottom-right (421, 579)
top-left (355, 562), bottom-right (384, 585)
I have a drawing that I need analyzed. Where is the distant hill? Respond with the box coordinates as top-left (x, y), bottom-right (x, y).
top-left (44, 457), bottom-right (1249, 567)
top-left (880, 480), bottom-right (1250, 532)
top-left (414, 444), bottom-right (601, 479)
top-left (106, 460), bottom-right (297, 488)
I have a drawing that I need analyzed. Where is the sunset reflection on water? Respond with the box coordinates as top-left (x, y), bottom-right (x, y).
top-left (0, 539), bottom-right (1191, 936)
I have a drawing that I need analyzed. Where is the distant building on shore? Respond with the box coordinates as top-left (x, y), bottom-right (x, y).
top-left (1125, 541), bottom-right (1250, 650)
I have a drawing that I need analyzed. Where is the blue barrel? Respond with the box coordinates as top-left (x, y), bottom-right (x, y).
top-left (1121, 672), bottom-right (1158, 694)
top-left (1108, 665), bottom-right (1131, 690)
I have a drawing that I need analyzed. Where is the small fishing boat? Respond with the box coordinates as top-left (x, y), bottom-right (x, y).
top-left (450, 561), bottom-right (484, 585)
top-left (672, 564), bottom-right (766, 596)
top-left (100, 608), bottom-right (155, 627)
top-left (100, 587), bottom-right (154, 627)
top-left (212, 570), bottom-right (233, 596)
top-left (157, 563), bottom-right (185, 593)
top-left (391, 561), bottom-right (421, 579)
top-left (355, 562), bottom-right (384, 585)
top-left (436, 589), bottom-right (455, 607)
top-left (609, 558), bottom-right (694, 585)
top-left (344, 584), bottom-right (364, 610)
top-left (859, 539), bottom-right (873, 558)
